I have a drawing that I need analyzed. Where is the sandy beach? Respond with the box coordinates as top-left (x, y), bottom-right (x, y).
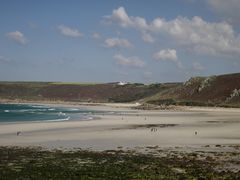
top-left (0, 103), bottom-right (240, 152)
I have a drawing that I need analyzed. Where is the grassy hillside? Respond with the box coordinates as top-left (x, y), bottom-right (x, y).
top-left (147, 73), bottom-right (240, 107)
top-left (0, 82), bottom-right (180, 103)
top-left (0, 72), bottom-right (240, 107)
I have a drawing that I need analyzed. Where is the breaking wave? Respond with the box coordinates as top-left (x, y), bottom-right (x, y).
top-left (0, 104), bottom-right (107, 123)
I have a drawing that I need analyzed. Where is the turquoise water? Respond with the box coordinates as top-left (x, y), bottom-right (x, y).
top-left (0, 104), bottom-right (102, 123)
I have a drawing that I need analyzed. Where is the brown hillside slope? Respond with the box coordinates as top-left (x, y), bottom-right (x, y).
top-left (0, 73), bottom-right (239, 107)
top-left (147, 73), bottom-right (240, 107)
top-left (0, 82), bottom-right (180, 103)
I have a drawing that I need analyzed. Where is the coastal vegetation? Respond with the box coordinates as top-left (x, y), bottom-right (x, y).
top-left (0, 146), bottom-right (239, 179)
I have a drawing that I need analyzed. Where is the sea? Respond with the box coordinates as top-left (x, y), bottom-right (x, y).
top-left (0, 103), bottom-right (104, 123)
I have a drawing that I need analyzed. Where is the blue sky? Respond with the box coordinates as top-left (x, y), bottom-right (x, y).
top-left (0, 0), bottom-right (240, 83)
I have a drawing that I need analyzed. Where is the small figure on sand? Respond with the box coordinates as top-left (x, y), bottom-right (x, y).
top-left (194, 131), bottom-right (198, 135)
top-left (16, 131), bottom-right (22, 136)
top-left (151, 128), bottom-right (157, 132)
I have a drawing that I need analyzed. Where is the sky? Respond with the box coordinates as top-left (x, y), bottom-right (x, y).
top-left (0, 0), bottom-right (240, 83)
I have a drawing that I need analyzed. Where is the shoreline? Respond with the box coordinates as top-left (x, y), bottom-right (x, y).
top-left (0, 101), bottom-right (240, 152)
top-left (1, 98), bottom-right (240, 112)
top-left (0, 99), bottom-right (140, 109)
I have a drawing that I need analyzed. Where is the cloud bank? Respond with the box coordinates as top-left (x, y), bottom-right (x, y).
top-left (105, 7), bottom-right (240, 58)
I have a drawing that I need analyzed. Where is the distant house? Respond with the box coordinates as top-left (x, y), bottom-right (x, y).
top-left (118, 81), bottom-right (128, 86)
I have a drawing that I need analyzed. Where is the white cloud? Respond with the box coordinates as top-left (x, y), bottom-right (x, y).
top-left (142, 32), bottom-right (154, 43)
top-left (104, 37), bottom-right (133, 48)
top-left (105, 7), bottom-right (132, 27)
top-left (92, 32), bottom-right (101, 39)
top-left (104, 7), bottom-right (148, 30)
top-left (192, 62), bottom-right (204, 71)
top-left (5, 31), bottom-right (27, 45)
top-left (58, 25), bottom-right (83, 38)
top-left (105, 7), bottom-right (240, 58)
top-left (207, 0), bottom-right (240, 25)
top-left (153, 49), bottom-right (178, 61)
top-left (153, 49), bottom-right (183, 68)
top-left (114, 54), bottom-right (145, 68)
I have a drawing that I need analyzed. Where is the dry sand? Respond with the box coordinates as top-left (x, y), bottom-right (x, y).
top-left (0, 104), bottom-right (240, 151)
